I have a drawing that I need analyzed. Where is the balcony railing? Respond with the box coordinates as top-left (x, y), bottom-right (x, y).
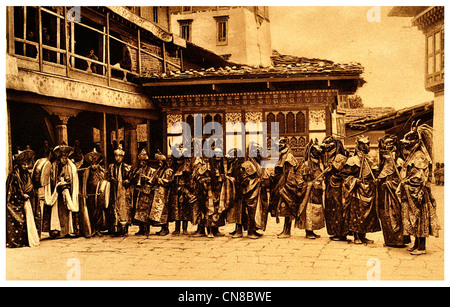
top-left (8, 6), bottom-right (182, 90)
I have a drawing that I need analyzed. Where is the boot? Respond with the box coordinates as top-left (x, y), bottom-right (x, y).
top-left (247, 225), bottom-right (259, 240)
top-left (306, 230), bottom-right (320, 239)
top-left (407, 237), bottom-right (419, 252)
top-left (135, 223), bottom-right (146, 235)
top-left (213, 226), bottom-right (225, 237)
top-left (353, 232), bottom-right (363, 244)
top-left (158, 224), bottom-right (169, 236)
top-left (192, 225), bottom-right (206, 237)
top-left (232, 224), bottom-right (243, 238)
top-left (411, 237), bottom-right (426, 255)
top-left (277, 218), bottom-right (292, 238)
top-left (207, 227), bottom-right (214, 239)
top-left (172, 221), bottom-right (181, 236)
top-left (182, 221), bottom-right (189, 235)
top-left (359, 233), bottom-right (373, 244)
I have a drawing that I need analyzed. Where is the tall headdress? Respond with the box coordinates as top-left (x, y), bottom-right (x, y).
top-left (114, 144), bottom-right (125, 156)
top-left (84, 148), bottom-right (104, 164)
top-left (53, 142), bottom-right (74, 158)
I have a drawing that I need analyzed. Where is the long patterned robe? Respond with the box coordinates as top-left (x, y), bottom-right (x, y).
top-left (269, 147), bottom-right (304, 222)
top-left (342, 153), bottom-right (381, 234)
top-left (106, 162), bottom-right (132, 229)
top-left (6, 166), bottom-right (39, 247)
top-left (197, 159), bottom-right (235, 228)
top-left (377, 153), bottom-right (410, 246)
top-left (133, 165), bottom-right (157, 224)
top-left (240, 159), bottom-right (267, 231)
top-left (42, 160), bottom-right (80, 238)
top-left (397, 150), bottom-right (440, 238)
top-left (323, 153), bottom-right (348, 237)
top-left (169, 159), bottom-right (194, 222)
top-left (191, 157), bottom-right (207, 226)
top-left (225, 157), bottom-right (244, 227)
top-left (81, 166), bottom-right (106, 234)
top-left (295, 159), bottom-right (325, 231)
top-left (148, 166), bottom-right (173, 225)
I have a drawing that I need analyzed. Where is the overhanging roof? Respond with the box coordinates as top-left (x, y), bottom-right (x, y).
top-left (346, 101), bottom-right (434, 131)
top-left (388, 6), bottom-right (430, 17)
top-left (140, 50), bottom-right (365, 88)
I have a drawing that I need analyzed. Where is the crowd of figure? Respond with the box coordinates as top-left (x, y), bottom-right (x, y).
top-left (6, 122), bottom-right (441, 256)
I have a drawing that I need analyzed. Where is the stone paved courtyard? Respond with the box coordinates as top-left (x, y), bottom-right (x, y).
top-left (4, 185), bottom-right (445, 283)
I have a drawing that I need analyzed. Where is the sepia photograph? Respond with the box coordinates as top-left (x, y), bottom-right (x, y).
top-left (1, 2), bottom-right (447, 291)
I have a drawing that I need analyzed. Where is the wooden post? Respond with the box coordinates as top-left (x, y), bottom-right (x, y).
top-left (146, 119), bottom-right (151, 156)
top-left (103, 112), bottom-right (108, 169)
top-left (106, 12), bottom-right (111, 86)
top-left (180, 48), bottom-right (184, 71)
top-left (23, 7), bottom-right (27, 56)
top-left (137, 28), bottom-right (141, 77)
top-left (64, 7), bottom-right (70, 77)
top-left (6, 7), bottom-right (15, 55)
top-left (38, 7), bottom-right (43, 71)
top-left (56, 8), bottom-right (61, 64)
top-left (162, 112), bottom-right (167, 156)
top-left (162, 41), bottom-right (167, 74)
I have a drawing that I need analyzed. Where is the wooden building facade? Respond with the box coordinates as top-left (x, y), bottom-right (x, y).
top-left (140, 54), bottom-right (365, 160)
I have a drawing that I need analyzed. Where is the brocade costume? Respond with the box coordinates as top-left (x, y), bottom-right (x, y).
top-left (6, 150), bottom-right (39, 248)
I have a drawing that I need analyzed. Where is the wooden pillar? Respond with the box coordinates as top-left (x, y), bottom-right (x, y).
top-left (7, 101), bottom-right (12, 173)
top-left (64, 6), bottom-right (70, 77)
top-left (41, 106), bottom-right (80, 145)
top-left (123, 116), bottom-right (143, 167)
top-left (6, 7), bottom-right (15, 55)
top-left (326, 106), bottom-right (332, 136)
top-left (55, 116), bottom-right (70, 145)
top-left (162, 41), bottom-right (167, 74)
top-left (38, 7), bottom-right (43, 71)
top-left (137, 29), bottom-right (141, 77)
top-left (146, 119), bottom-right (151, 156)
top-left (102, 112), bottom-right (108, 169)
top-left (106, 12), bottom-right (111, 86)
top-left (162, 112), bottom-right (167, 156)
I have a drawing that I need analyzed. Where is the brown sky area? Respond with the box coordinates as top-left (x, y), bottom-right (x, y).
top-left (269, 6), bottom-right (434, 109)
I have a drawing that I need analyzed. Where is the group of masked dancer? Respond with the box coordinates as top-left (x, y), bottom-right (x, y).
top-left (6, 122), bottom-right (440, 255)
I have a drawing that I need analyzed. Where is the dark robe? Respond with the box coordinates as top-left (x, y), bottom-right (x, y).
top-left (81, 166), bottom-right (106, 234)
top-left (397, 149), bottom-right (440, 238)
top-left (342, 153), bottom-right (381, 234)
top-left (240, 159), bottom-right (266, 231)
top-left (191, 157), bottom-right (207, 226)
top-left (106, 162), bottom-right (132, 231)
top-left (133, 164), bottom-right (157, 224)
top-left (323, 153), bottom-right (348, 238)
top-left (6, 166), bottom-right (39, 247)
top-left (377, 152), bottom-right (410, 247)
top-left (169, 158), bottom-right (194, 223)
top-left (269, 147), bottom-right (304, 222)
top-left (225, 157), bottom-right (245, 227)
top-left (295, 158), bottom-right (325, 231)
top-left (197, 158), bottom-right (235, 228)
top-left (148, 165), bottom-right (173, 225)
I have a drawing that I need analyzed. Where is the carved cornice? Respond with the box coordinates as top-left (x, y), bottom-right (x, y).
top-left (155, 89), bottom-right (338, 110)
top-left (413, 6), bottom-right (444, 31)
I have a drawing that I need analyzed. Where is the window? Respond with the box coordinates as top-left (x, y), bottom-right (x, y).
top-left (217, 20), bottom-right (227, 44)
top-left (182, 7), bottom-right (192, 13)
top-left (178, 20), bottom-right (192, 42)
top-left (426, 28), bottom-right (444, 84)
top-left (286, 112), bottom-right (295, 133)
top-left (296, 112), bottom-right (306, 133)
top-left (214, 16), bottom-right (229, 45)
top-left (153, 7), bottom-right (158, 24)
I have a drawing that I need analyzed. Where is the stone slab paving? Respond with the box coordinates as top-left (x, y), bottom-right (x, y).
top-left (4, 185), bottom-right (445, 282)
